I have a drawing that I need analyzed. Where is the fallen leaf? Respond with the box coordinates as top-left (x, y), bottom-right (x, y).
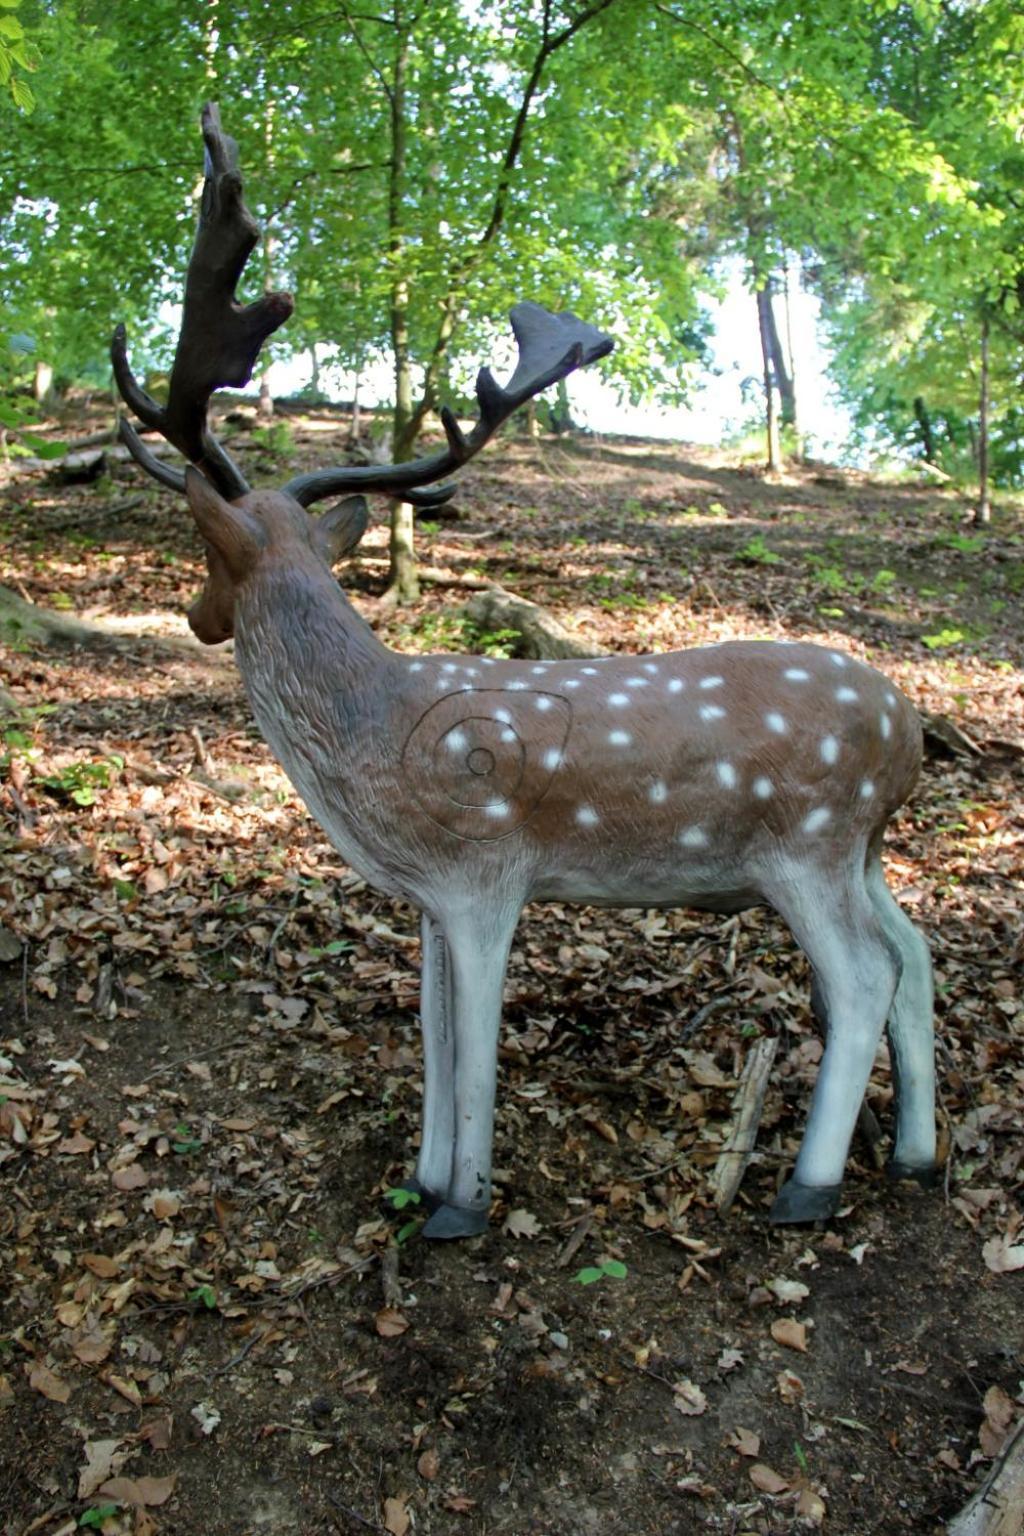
top-left (147, 1189), bottom-right (181, 1221)
top-left (27, 1360), bottom-right (71, 1403)
top-left (383, 1496), bottom-right (410, 1535)
top-left (112, 1163), bottom-right (149, 1192)
top-left (503, 1208), bottom-right (542, 1239)
top-left (191, 1402), bottom-right (221, 1436)
top-left (893, 1359), bottom-right (928, 1376)
top-left (717, 1347), bottom-right (744, 1373)
top-left (82, 1252), bottom-right (120, 1279)
top-left (99, 1474), bottom-right (177, 1507)
top-left (672, 1379), bottom-right (708, 1416)
top-left (768, 1276), bottom-right (810, 1306)
top-left (982, 1234), bottom-right (1024, 1274)
top-left (777, 1369), bottom-right (805, 1403)
top-left (730, 1426), bottom-right (761, 1458)
top-left (78, 1438), bottom-right (125, 1499)
top-left (375, 1308), bottom-right (410, 1338)
top-left (771, 1318), bottom-right (808, 1352)
top-left (417, 1447), bottom-right (439, 1481)
top-left (57, 1130), bottom-right (96, 1155)
top-left (796, 1487), bottom-right (827, 1523)
top-left (980, 1384), bottom-right (1017, 1457)
top-left (749, 1463), bottom-right (790, 1494)
top-left (443, 1495), bottom-right (477, 1514)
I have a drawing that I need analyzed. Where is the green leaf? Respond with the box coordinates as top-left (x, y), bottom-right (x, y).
top-left (79, 1507), bottom-right (120, 1528)
top-left (573, 1266), bottom-right (605, 1285)
top-left (385, 1187), bottom-right (422, 1210)
top-left (600, 1259), bottom-right (628, 1280)
top-left (189, 1284), bottom-right (218, 1310)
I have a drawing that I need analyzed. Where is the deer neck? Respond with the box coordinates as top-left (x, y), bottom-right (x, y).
top-left (231, 556), bottom-right (398, 824)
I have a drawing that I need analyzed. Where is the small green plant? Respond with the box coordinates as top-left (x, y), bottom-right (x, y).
top-left (922, 627), bottom-right (966, 650)
top-left (40, 754), bottom-right (124, 806)
top-left (172, 1123), bottom-right (203, 1155)
top-left (385, 1187), bottom-right (422, 1211)
top-left (935, 531), bottom-right (985, 553)
top-left (112, 878), bottom-right (138, 903)
top-left (573, 1258), bottom-right (628, 1286)
top-left (870, 568), bottom-right (897, 593)
top-left (252, 420), bottom-right (295, 460)
top-left (79, 1505), bottom-right (120, 1528)
top-left (189, 1284), bottom-right (218, 1310)
top-left (736, 535), bottom-right (780, 566)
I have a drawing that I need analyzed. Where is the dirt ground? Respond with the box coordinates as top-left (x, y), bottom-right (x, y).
top-left (0, 407), bottom-right (1022, 1536)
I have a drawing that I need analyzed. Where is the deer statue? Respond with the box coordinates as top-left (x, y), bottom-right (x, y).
top-left (111, 105), bottom-right (936, 1239)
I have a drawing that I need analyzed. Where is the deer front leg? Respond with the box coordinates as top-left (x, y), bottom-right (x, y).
top-left (421, 906), bottom-right (518, 1241)
top-left (407, 913), bottom-right (454, 1213)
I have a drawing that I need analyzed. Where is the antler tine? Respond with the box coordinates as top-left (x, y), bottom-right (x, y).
top-left (111, 102), bottom-right (294, 501)
top-left (281, 302), bottom-right (614, 509)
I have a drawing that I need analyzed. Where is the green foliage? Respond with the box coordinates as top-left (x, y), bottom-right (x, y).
top-left (251, 420), bottom-right (295, 462)
top-left (736, 535), bottom-right (781, 566)
top-left (385, 1187), bottom-right (422, 1211)
top-left (188, 1284), bottom-right (218, 1310)
top-left (39, 754), bottom-right (123, 807)
top-left (573, 1258), bottom-right (628, 1286)
top-left (79, 1507), bottom-right (120, 1528)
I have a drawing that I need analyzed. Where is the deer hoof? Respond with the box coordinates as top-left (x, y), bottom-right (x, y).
top-left (396, 1177), bottom-right (444, 1213)
top-left (770, 1179), bottom-right (842, 1225)
top-left (885, 1159), bottom-right (940, 1188)
top-left (422, 1203), bottom-right (489, 1241)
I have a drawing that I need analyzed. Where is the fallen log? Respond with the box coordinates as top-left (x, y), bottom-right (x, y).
top-left (464, 585), bottom-right (604, 660)
top-left (709, 1036), bottom-right (779, 1213)
top-left (947, 1420), bottom-right (1024, 1536)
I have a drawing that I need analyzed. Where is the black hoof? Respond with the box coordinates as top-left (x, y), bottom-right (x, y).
top-left (885, 1159), bottom-right (940, 1189)
top-left (770, 1178), bottom-right (842, 1226)
top-left (422, 1203), bottom-right (489, 1241)
top-left (396, 1177), bottom-right (444, 1214)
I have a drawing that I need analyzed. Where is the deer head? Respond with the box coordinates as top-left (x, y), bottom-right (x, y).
top-left (112, 102), bottom-right (613, 643)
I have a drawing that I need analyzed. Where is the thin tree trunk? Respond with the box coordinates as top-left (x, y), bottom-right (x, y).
top-left (913, 396), bottom-right (935, 464)
top-left (781, 258), bottom-right (801, 453)
top-left (763, 278), bottom-right (796, 435)
top-left (975, 311), bottom-right (991, 526)
top-left (33, 360), bottom-right (53, 404)
top-left (386, 4), bottom-right (419, 603)
top-left (756, 287), bottom-right (781, 472)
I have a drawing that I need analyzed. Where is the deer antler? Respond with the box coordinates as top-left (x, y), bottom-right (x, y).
top-left (111, 102), bottom-right (294, 499)
top-left (281, 302), bottom-right (614, 509)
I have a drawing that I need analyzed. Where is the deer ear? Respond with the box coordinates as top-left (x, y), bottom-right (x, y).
top-left (317, 495), bottom-right (369, 564)
top-left (185, 465), bottom-right (264, 577)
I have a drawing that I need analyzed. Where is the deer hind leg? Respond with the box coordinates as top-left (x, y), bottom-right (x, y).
top-left (767, 865), bottom-right (900, 1225)
top-left (865, 857), bottom-right (937, 1184)
top-left (420, 904), bottom-right (519, 1241)
top-left (406, 913), bottom-right (455, 1214)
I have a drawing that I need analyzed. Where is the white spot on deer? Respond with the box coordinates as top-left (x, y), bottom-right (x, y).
top-left (716, 761), bottom-right (737, 788)
top-left (860, 779), bottom-right (875, 798)
top-left (435, 676), bottom-right (450, 689)
top-left (608, 693), bottom-right (630, 707)
top-left (885, 690), bottom-right (897, 707)
top-left (679, 826), bottom-right (709, 848)
top-left (409, 661), bottom-right (424, 672)
top-left (667, 679), bottom-right (685, 694)
top-left (836, 687), bottom-right (859, 703)
top-left (642, 662), bottom-right (660, 675)
top-left (830, 653), bottom-right (848, 668)
top-left (802, 807), bottom-right (832, 834)
top-left (508, 680), bottom-right (527, 690)
top-left (880, 711), bottom-right (892, 740)
top-left (625, 677), bottom-right (648, 688)
top-left (582, 667), bottom-right (598, 675)
top-left (564, 679), bottom-right (580, 689)
top-left (494, 708), bottom-right (512, 724)
top-left (753, 776), bottom-right (774, 799)
top-left (543, 748), bottom-right (563, 770)
top-left (464, 667), bottom-right (480, 677)
top-left (501, 729), bottom-right (517, 744)
top-left (531, 666), bottom-right (548, 675)
top-left (484, 802), bottom-right (509, 819)
top-left (700, 704), bottom-right (726, 722)
top-left (442, 663), bottom-right (458, 673)
top-left (765, 711), bottom-right (787, 734)
top-left (699, 675), bottom-right (724, 690)
top-left (536, 696), bottom-right (552, 712)
top-left (784, 667), bottom-right (810, 682)
top-left (576, 806), bottom-right (600, 827)
top-left (820, 735), bottom-right (839, 764)
top-left (446, 730), bottom-right (468, 753)
top-left (608, 730), bottom-right (631, 746)
top-left (481, 657), bottom-right (496, 666)
top-left (459, 682), bottom-right (473, 691)
top-left (649, 780), bottom-right (668, 804)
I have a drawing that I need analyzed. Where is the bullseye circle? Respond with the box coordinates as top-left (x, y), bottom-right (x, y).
top-left (433, 716), bottom-right (526, 809)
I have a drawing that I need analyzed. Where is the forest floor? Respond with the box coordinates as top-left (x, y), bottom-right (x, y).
top-left (0, 403), bottom-right (1022, 1536)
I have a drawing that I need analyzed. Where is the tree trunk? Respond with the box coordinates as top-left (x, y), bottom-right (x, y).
top-left (756, 287), bottom-right (781, 472)
top-left (913, 397), bottom-right (935, 464)
top-left (33, 360), bottom-right (54, 405)
top-left (257, 373), bottom-right (274, 419)
top-left (763, 278), bottom-right (796, 435)
top-left (975, 311), bottom-right (991, 526)
top-left (385, 7), bottom-right (419, 603)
